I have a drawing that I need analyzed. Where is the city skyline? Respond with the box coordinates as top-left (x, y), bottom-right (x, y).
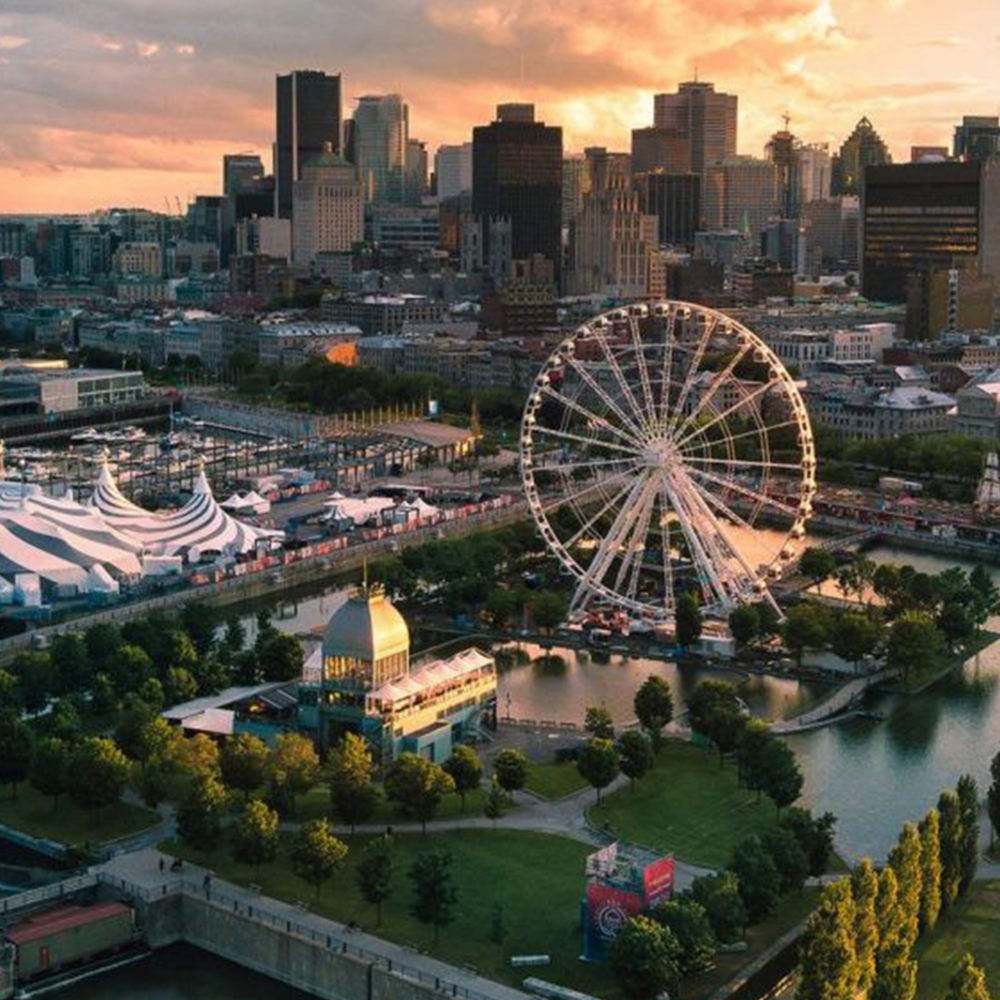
top-left (0, 0), bottom-right (998, 213)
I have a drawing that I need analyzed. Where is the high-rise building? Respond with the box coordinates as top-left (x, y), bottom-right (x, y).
top-left (405, 138), bottom-right (428, 206)
top-left (833, 117), bottom-right (891, 196)
top-left (353, 94), bottom-right (409, 207)
top-left (637, 172), bottom-right (701, 248)
top-left (653, 82), bottom-right (737, 176)
top-left (221, 154), bottom-right (267, 266)
top-left (435, 143), bottom-right (473, 201)
top-left (186, 195), bottom-right (225, 248)
top-left (704, 156), bottom-right (779, 248)
top-left (292, 144), bottom-right (363, 264)
top-left (764, 127), bottom-right (798, 219)
top-left (797, 143), bottom-right (832, 205)
top-left (862, 158), bottom-right (1000, 337)
top-left (562, 156), bottom-right (588, 228)
top-left (275, 70), bottom-right (343, 220)
top-left (570, 149), bottom-right (657, 296)
top-left (472, 103), bottom-right (563, 284)
top-left (630, 127), bottom-right (691, 175)
top-left (953, 116), bottom-right (1000, 163)
top-left (223, 154), bottom-right (265, 197)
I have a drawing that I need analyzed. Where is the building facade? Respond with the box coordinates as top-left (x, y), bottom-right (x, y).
top-left (653, 81), bottom-right (737, 176)
top-left (291, 145), bottom-right (364, 264)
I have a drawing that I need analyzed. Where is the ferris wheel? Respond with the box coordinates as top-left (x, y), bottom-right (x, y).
top-left (520, 301), bottom-right (816, 625)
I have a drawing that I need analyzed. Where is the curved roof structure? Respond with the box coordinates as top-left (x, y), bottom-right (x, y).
top-left (323, 586), bottom-right (410, 664)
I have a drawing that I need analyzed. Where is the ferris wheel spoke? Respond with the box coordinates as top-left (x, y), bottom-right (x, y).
top-left (658, 307), bottom-right (679, 431)
top-left (563, 355), bottom-right (648, 441)
top-left (613, 477), bottom-right (659, 601)
top-left (669, 340), bottom-right (753, 445)
top-left (665, 314), bottom-right (719, 438)
top-left (626, 316), bottom-right (659, 431)
top-left (530, 424), bottom-right (642, 457)
top-left (671, 377), bottom-right (783, 453)
top-left (538, 462), bottom-right (641, 516)
top-left (686, 465), bottom-right (797, 518)
top-left (539, 384), bottom-right (644, 449)
top-left (679, 418), bottom-right (802, 456)
top-left (682, 456), bottom-right (805, 473)
top-left (534, 454), bottom-right (642, 475)
top-left (661, 475), bottom-right (729, 607)
top-left (562, 473), bottom-right (643, 549)
top-left (656, 485), bottom-right (677, 618)
top-left (587, 325), bottom-right (655, 438)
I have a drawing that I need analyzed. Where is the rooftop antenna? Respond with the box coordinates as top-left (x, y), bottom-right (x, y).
top-left (693, 62), bottom-right (699, 83)
top-left (782, 111), bottom-right (791, 132)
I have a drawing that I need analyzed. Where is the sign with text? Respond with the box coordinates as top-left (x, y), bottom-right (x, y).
top-left (642, 854), bottom-right (675, 907)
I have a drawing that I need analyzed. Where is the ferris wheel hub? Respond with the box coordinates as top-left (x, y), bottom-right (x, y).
top-left (640, 438), bottom-right (679, 471)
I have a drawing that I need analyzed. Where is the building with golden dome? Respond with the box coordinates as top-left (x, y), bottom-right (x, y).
top-left (299, 582), bottom-right (497, 764)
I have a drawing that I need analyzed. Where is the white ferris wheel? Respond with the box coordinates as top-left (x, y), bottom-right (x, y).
top-left (519, 301), bottom-right (816, 625)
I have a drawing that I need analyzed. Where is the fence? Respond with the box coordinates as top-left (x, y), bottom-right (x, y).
top-left (0, 874), bottom-right (99, 916)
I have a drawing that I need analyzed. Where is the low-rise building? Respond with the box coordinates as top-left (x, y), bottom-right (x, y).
top-left (806, 383), bottom-right (955, 440)
top-left (0, 367), bottom-right (147, 416)
top-left (323, 294), bottom-right (446, 336)
top-left (256, 322), bottom-right (361, 367)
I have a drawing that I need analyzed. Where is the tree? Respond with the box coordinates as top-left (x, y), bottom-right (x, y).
top-left (492, 748), bottom-right (528, 797)
top-left (651, 898), bottom-right (717, 975)
top-left (220, 734), bottom-right (270, 801)
top-left (108, 644), bottom-right (154, 694)
top-left (886, 611), bottom-right (942, 682)
top-left (164, 666), bottom-right (198, 706)
top-left (384, 753), bottom-right (455, 832)
top-left (177, 774), bottom-right (228, 851)
top-left (267, 732), bottom-right (320, 815)
top-left (690, 871), bottom-right (747, 944)
top-left (329, 732), bottom-right (379, 829)
top-left (11, 651), bottom-right (56, 714)
top-left (939, 789), bottom-right (964, 911)
top-left (729, 604), bottom-right (760, 650)
top-left (989, 750), bottom-right (1000, 850)
top-left (675, 591), bottom-right (703, 650)
top-left (872, 944), bottom-right (917, 1000)
top-left (760, 827), bottom-right (809, 895)
top-left (409, 850), bottom-right (458, 946)
top-left (737, 719), bottom-right (775, 801)
top-left (851, 860), bottom-right (880, 997)
top-left (292, 819), bottom-right (348, 899)
top-left (356, 834), bottom-right (394, 927)
top-left (442, 745), bottom-right (482, 812)
top-left (483, 777), bottom-right (507, 823)
top-left (180, 602), bottom-right (217, 656)
top-left (781, 602), bottom-right (831, 667)
top-left (483, 589), bottom-right (516, 629)
top-left (223, 615), bottom-right (247, 658)
top-left (706, 706), bottom-right (747, 767)
top-left (167, 732), bottom-right (221, 781)
top-left (759, 738), bottom-right (804, 816)
top-left (799, 547), bottom-right (836, 592)
top-left (608, 916), bottom-right (681, 1000)
top-left (970, 565), bottom-right (1000, 633)
top-left (779, 808), bottom-right (837, 877)
top-left (531, 592), bottom-right (568, 632)
top-left (577, 738), bottom-right (620, 804)
top-left (584, 705), bottom-right (615, 740)
top-left (945, 952), bottom-right (993, 1000)
top-left (0, 712), bottom-right (33, 794)
top-left (49, 634), bottom-right (92, 693)
top-left (0, 669), bottom-right (22, 715)
top-left (30, 737), bottom-right (69, 809)
top-left (957, 774), bottom-right (980, 893)
top-left (918, 808), bottom-right (942, 933)
top-left (729, 836), bottom-right (781, 922)
top-left (84, 622), bottom-right (122, 667)
top-left (633, 675), bottom-right (673, 748)
top-left (617, 731), bottom-right (655, 790)
top-left (115, 696), bottom-right (155, 760)
top-left (66, 737), bottom-right (130, 811)
top-left (888, 823), bottom-right (923, 950)
top-left (831, 612), bottom-right (881, 671)
top-left (797, 879), bottom-right (859, 1000)
top-left (687, 680), bottom-right (741, 736)
top-left (233, 800), bottom-right (279, 872)
top-left (259, 633), bottom-right (304, 683)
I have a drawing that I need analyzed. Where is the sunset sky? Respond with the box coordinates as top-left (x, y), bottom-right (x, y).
top-left (1, 0), bottom-right (998, 213)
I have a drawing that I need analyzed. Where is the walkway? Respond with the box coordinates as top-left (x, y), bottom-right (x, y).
top-left (770, 668), bottom-right (898, 735)
top-left (98, 848), bottom-right (532, 1000)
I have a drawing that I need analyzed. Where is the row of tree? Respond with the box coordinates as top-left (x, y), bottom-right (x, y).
top-left (798, 775), bottom-right (981, 1000)
top-left (608, 807), bottom-right (838, 999)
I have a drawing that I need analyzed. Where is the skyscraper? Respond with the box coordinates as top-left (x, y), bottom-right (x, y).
top-left (638, 172), bottom-right (701, 249)
top-left (862, 158), bottom-right (1000, 336)
top-left (653, 82), bottom-right (737, 176)
top-left (764, 126), bottom-right (798, 219)
top-left (223, 154), bottom-right (264, 197)
top-left (797, 144), bottom-right (833, 205)
top-left (405, 138), bottom-right (428, 205)
top-left (275, 70), bottom-right (343, 220)
top-left (352, 94), bottom-right (409, 207)
top-left (953, 116), bottom-right (1000, 163)
top-left (630, 127), bottom-right (691, 175)
top-left (833, 117), bottom-right (890, 196)
top-left (292, 143), bottom-right (363, 264)
top-left (434, 143), bottom-right (473, 202)
top-left (472, 103), bottom-right (563, 284)
top-left (704, 156), bottom-right (779, 248)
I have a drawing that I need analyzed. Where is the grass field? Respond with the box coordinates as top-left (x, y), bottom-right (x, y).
top-left (293, 784), bottom-right (492, 825)
top-left (0, 784), bottom-right (159, 849)
top-left (163, 829), bottom-right (618, 997)
top-left (917, 880), bottom-right (1000, 998)
top-left (588, 739), bottom-right (780, 869)
top-left (525, 761), bottom-right (589, 800)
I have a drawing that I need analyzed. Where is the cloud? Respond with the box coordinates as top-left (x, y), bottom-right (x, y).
top-left (136, 41), bottom-right (159, 57)
top-left (0, 34), bottom-right (29, 49)
top-left (98, 38), bottom-right (123, 52)
top-left (175, 44), bottom-right (195, 55)
top-left (913, 35), bottom-right (971, 47)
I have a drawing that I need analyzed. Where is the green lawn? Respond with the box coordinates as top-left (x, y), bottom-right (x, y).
top-left (525, 761), bottom-right (589, 800)
top-left (896, 630), bottom-right (998, 694)
top-left (164, 829), bottom-right (617, 997)
top-left (917, 880), bottom-right (1000, 998)
top-left (588, 739), bottom-right (780, 868)
top-left (0, 784), bottom-right (159, 849)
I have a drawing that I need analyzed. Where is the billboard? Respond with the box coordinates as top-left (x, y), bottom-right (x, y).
top-left (586, 881), bottom-right (643, 942)
top-left (585, 843), bottom-right (618, 879)
top-left (642, 854), bottom-right (675, 908)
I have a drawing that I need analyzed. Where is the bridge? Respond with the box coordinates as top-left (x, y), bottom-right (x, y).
top-left (771, 666), bottom-right (898, 735)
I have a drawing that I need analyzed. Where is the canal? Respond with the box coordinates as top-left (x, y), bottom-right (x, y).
top-left (241, 538), bottom-right (1000, 863)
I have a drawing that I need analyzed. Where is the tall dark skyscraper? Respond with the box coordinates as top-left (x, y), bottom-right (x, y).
top-left (638, 172), bottom-right (702, 248)
top-left (274, 70), bottom-right (342, 220)
top-left (953, 116), bottom-right (1000, 163)
top-left (653, 82), bottom-right (737, 176)
top-left (472, 103), bottom-right (563, 283)
top-left (833, 116), bottom-right (891, 196)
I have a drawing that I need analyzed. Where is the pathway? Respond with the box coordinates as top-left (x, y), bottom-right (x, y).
top-left (771, 668), bottom-right (898, 735)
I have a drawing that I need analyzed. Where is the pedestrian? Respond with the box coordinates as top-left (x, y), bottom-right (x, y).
top-left (203, 873), bottom-right (212, 897)
top-left (158, 858), bottom-right (165, 873)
